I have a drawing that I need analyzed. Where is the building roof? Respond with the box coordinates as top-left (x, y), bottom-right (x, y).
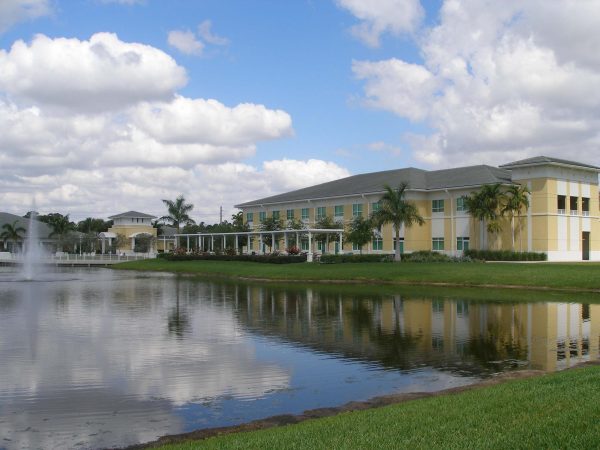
top-left (500, 156), bottom-right (600, 171)
top-left (0, 212), bottom-right (54, 239)
top-left (108, 211), bottom-right (157, 220)
top-left (236, 164), bottom-right (513, 207)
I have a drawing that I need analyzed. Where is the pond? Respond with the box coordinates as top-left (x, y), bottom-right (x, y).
top-left (0, 267), bottom-right (598, 449)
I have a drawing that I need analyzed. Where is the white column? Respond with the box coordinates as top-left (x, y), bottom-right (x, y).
top-left (211, 236), bottom-right (214, 252)
top-left (235, 235), bottom-right (239, 254)
top-left (131, 236), bottom-right (135, 252)
top-left (101, 237), bottom-right (106, 254)
top-left (186, 236), bottom-right (190, 252)
top-left (307, 232), bottom-right (313, 262)
top-left (339, 232), bottom-right (343, 254)
top-left (223, 235), bottom-right (226, 251)
top-left (259, 235), bottom-right (264, 254)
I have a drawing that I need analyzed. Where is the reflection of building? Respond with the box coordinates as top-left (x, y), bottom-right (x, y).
top-left (99, 211), bottom-right (176, 254)
top-left (236, 157), bottom-right (600, 260)
top-left (227, 285), bottom-right (600, 373)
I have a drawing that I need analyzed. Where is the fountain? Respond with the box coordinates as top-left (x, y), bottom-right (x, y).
top-left (20, 212), bottom-right (46, 281)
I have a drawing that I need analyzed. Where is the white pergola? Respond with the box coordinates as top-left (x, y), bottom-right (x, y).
top-left (98, 231), bottom-right (117, 254)
top-left (174, 228), bottom-right (344, 261)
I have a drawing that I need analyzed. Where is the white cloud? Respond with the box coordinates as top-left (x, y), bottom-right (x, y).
top-left (336, 0), bottom-right (424, 47)
top-left (197, 20), bottom-right (229, 46)
top-left (167, 29), bottom-right (204, 55)
top-left (0, 33), bottom-right (187, 112)
top-left (352, 0), bottom-right (600, 167)
top-left (0, 0), bottom-right (51, 34)
top-left (261, 159), bottom-right (351, 192)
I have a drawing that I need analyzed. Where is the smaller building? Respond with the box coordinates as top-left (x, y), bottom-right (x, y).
top-left (100, 211), bottom-right (161, 255)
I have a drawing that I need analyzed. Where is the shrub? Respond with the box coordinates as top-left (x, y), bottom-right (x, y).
top-left (287, 246), bottom-right (301, 255)
top-left (402, 251), bottom-right (453, 263)
top-left (464, 249), bottom-right (547, 261)
top-left (320, 254), bottom-right (394, 264)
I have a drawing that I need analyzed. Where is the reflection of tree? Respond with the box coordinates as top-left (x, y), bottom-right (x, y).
top-left (168, 279), bottom-right (189, 339)
top-left (468, 319), bottom-right (528, 369)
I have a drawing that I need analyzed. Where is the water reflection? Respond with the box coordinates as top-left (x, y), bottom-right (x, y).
top-left (0, 268), bottom-right (598, 449)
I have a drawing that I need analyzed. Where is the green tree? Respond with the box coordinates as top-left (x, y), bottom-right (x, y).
top-left (502, 184), bottom-right (530, 251)
top-left (464, 183), bottom-right (506, 250)
top-left (45, 214), bottom-right (76, 252)
top-left (315, 215), bottom-right (343, 254)
top-left (0, 220), bottom-right (26, 252)
top-left (259, 217), bottom-right (284, 251)
top-left (160, 195), bottom-right (196, 230)
top-left (77, 217), bottom-right (110, 234)
top-left (345, 216), bottom-right (374, 255)
top-left (133, 233), bottom-right (156, 253)
top-left (371, 183), bottom-right (425, 261)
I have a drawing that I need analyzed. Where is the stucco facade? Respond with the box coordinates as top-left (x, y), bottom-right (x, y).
top-left (236, 157), bottom-right (600, 261)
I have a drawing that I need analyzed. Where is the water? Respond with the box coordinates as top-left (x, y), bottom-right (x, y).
top-left (19, 213), bottom-right (45, 282)
top-left (0, 267), bottom-right (598, 449)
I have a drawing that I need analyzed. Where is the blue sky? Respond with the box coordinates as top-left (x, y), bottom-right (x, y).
top-left (1, 0), bottom-right (598, 221)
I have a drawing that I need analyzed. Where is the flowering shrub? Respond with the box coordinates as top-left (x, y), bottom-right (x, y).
top-left (287, 246), bottom-right (301, 255)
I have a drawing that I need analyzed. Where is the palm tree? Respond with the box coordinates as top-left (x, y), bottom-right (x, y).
top-left (161, 195), bottom-right (196, 230)
top-left (46, 214), bottom-right (76, 251)
top-left (0, 220), bottom-right (26, 252)
top-left (371, 183), bottom-right (425, 261)
top-left (464, 183), bottom-right (506, 250)
top-left (502, 184), bottom-right (530, 251)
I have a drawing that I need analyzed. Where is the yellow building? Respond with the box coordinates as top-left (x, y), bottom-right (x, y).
top-left (235, 156), bottom-right (600, 261)
top-left (99, 211), bottom-right (175, 254)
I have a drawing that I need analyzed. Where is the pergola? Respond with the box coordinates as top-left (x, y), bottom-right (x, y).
top-left (174, 228), bottom-right (344, 261)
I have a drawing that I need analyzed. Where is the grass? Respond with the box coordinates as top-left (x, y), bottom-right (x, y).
top-left (156, 364), bottom-right (600, 450)
top-left (113, 259), bottom-right (600, 291)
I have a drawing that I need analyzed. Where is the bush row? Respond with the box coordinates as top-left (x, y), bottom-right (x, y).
top-left (464, 249), bottom-right (547, 261)
top-left (319, 253), bottom-right (395, 264)
top-left (163, 253), bottom-right (307, 264)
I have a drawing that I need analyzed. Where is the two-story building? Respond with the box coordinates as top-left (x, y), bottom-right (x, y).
top-left (235, 156), bottom-right (600, 261)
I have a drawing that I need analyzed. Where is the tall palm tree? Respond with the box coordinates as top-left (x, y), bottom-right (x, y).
top-left (502, 184), bottom-right (530, 251)
top-left (464, 183), bottom-right (506, 250)
top-left (371, 183), bottom-right (425, 262)
top-left (47, 214), bottom-right (76, 252)
top-left (0, 220), bottom-right (26, 252)
top-left (161, 195), bottom-right (196, 230)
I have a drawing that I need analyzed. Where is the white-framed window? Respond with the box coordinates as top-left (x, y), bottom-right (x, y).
top-left (352, 203), bottom-right (363, 217)
top-left (457, 237), bottom-right (469, 251)
top-left (582, 197), bottom-right (590, 216)
top-left (246, 212), bottom-right (254, 223)
top-left (372, 237), bottom-right (383, 250)
top-left (301, 239), bottom-right (309, 251)
top-left (557, 195), bottom-right (566, 215)
top-left (352, 242), bottom-right (361, 251)
top-left (393, 237), bottom-right (404, 254)
top-left (432, 237), bottom-right (444, 251)
top-left (371, 201), bottom-right (381, 213)
top-left (570, 196), bottom-right (578, 215)
top-left (259, 211), bottom-right (266, 222)
top-left (432, 199), bottom-right (444, 213)
top-left (456, 197), bottom-right (466, 212)
top-left (334, 205), bottom-right (344, 218)
top-left (301, 208), bottom-right (310, 221)
top-left (317, 241), bottom-right (324, 251)
top-left (272, 210), bottom-right (280, 220)
top-left (287, 209), bottom-right (294, 220)
top-left (316, 206), bottom-right (326, 220)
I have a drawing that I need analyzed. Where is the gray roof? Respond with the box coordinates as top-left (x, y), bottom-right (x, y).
top-left (500, 156), bottom-right (600, 171)
top-left (0, 212), bottom-right (53, 239)
top-left (236, 164), bottom-right (513, 207)
top-left (108, 210), bottom-right (157, 220)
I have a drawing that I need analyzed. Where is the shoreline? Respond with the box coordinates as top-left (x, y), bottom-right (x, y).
top-left (124, 361), bottom-right (600, 450)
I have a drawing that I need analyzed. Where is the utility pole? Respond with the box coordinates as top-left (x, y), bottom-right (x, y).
top-left (219, 206), bottom-right (223, 224)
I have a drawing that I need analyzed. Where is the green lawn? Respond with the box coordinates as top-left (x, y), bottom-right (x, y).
top-left (155, 365), bottom-right (600, 450)
top-left (114, 259), bottom-right (600, 291)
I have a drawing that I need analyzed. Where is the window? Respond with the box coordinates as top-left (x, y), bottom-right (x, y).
top-left (287, 209), bottom-right (294, 220)
top-left (301, 208), bottom-right (310, 221)
top-left (432, 237), bottom-right (444, 251)
top-left (432, 199), bottom-right (445, 213)
top-left (582, 198), bottom-right (590, 216)
top-left (317, 241), bottom-right (324, 251)
top-left (557, 195), bottom-right (566, 214)
top-left (570, 196), bottom-right (578, 215)
top-left (246, 212), bottom-right (254, 223)
top-left (371, 201), bottom-right (381, 213)
top-left (432, 299), bottom-right (444, 313)
top-left (456, 197), bottom-right (466, 212)
top-left (352, 242), bottom-right (362, 251)
top-left (457, 237), bottom-right (470, 251)
top-left (372, 237), bottom-right (383, 250)
top-left (259, 211), bottom-right (266, 222)
top-left (316, 206), bottom-right (326, 220)
top-left (334, 205), bottom-right (344, 218)
top-left (352, 203), bottom-right (363, 217)
top-left (301, 239), bottom-right (309, 251)
top-left (272, 210), bottom-right (280, 220)
top-left (393, 237), bottom-right (404, 254)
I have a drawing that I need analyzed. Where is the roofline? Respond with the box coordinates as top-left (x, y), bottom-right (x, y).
top-left (108, 213), bottom-right (157, 219)
top-left (174, 228), bottom-right (345, 237)
top-left (500, 161), bottom-right (600, 172)
top-left (234, 182), bottom-right (514, 209)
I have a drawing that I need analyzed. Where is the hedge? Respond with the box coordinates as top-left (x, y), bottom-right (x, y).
top-left (319, 254), bottom-right (395, 264)
top-left (163, 253), bottom-right (307, 264)
top-left (464, 249), bottom-right (547, 261)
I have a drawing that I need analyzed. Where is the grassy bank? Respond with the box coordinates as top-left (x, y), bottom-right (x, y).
top-left (155, 364), bottom-right (600, 450)
top-left (114, 259), bottom-right (600, 291)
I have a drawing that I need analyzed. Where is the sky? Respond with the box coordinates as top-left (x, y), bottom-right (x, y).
top-left (1, 0), bottom-right (600, 223)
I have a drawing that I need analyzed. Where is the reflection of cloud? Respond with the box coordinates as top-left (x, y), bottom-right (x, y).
top-left (0, 271), bottom-right (290, 449)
